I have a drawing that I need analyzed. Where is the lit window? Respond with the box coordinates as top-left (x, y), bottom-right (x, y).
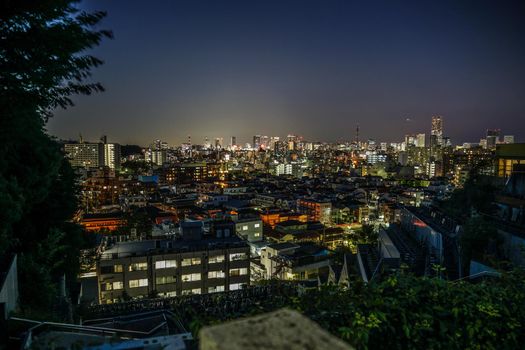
top-left (113, 281), bottom-right (124, 290)
top-left (155, 260), bottom-right (177, 269)
top-left (242, 225), bottom-right (248, 231)
top-left (229, 283), bottom-right (243, 291)
top-left (208, 270), bottom-right (225, 279)
top-left (129, 262), bottom-right (147, 271)
top-left (182, 273), bottom-right (201, 282)
top-left (156, 276), bottom-right (176, 285)
top-left (209, 255), bottom-right (225, 263)
top-left (208, 285), bottom-right (225, 293)
top-left (181, 257), bottom-right (201, 266)
top-left (114, 265), bottom-right (123, 273)
top-left (229, 253), bottom-right (248, 261)
top-left (230, 268), bottom-right (248, 277)
top-left (254, 223), bottom-right (260, 228)
top-left (129, 279), bottom-right (148, 288)
top-left (182, 288), bottom-right (201, 295)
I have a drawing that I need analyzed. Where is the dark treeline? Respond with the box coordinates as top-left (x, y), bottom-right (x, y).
top-left (0, 0), bottom-right (110, 318)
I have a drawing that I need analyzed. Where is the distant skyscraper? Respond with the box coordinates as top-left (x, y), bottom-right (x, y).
top-left (416, 133), bottom-right (426, 148)
top-left (214, 137), bottom-right (223, 149)
top-left (104, 143), bottom-right (121, 170)
top-left (260, 135), bottom-right (270, 149)
top-left (230, 136), bottom-right (237, 147)
top-left (431, 116), bottom-right (443, 147)
top-left (479, 139), bottom-right (488, 149)
top-left (486, 129), bottom-right (500, 150)
top-left (486, 129), bottom-right (501, 139)
top-left (65, 143), bottom-right (104, 169)
top-left (66, 135), bottom-right (121, 170)
top-left (405, 134), bottom-right (416, 147)
top-left (253, 135), bottom-right (261, 149)
top-left (269, 136), bottom-right (280, 150)
top-left (151, 139), bottom-right (168, 150)
top-left (287, 134), bottom-right (297, 151)
top-left (150, 149), bottom-right (167, 165)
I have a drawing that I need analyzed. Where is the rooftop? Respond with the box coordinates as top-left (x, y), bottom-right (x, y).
top-left (101, 237), bottom-right (248, 259)
top-left (267, 242), bottom-right (300, 251)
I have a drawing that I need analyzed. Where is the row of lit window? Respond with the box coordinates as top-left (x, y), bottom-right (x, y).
top-left (103, 269), bottom-right (247, 290)
top-left (240, 223), bottom-right (261, 230)
top-left (105, 254), bottom-right (247, 274)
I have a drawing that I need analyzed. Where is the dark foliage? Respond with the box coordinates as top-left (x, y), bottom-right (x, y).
top-left (0, 0), bottom-right (110, 315)
top-left (120, 144), bottom-right (143, 158)
top-left (439, 174), bottom-right (500, 223)
top-left (116, 208), bottom-right (153, 238)
top-left (190, 272), bottom-right (525, 350)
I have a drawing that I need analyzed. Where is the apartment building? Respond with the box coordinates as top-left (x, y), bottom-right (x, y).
top-left (97, 237), bottom-right (250, 304)
top-left (297, 198), bottom-right (332, 224)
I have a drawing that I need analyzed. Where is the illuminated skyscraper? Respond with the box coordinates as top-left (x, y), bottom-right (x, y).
top-left (287, 134), bottom-right (297, 151)
top-left (150, 149), bottom-right (166, 165)
top-left (431, 116), bottom-right (443, 147)
top-left (253, 135), bottom-right (261, 149)
top-left (230, 136), bottom-right (236, 148)
top-left (416, 133), bottom-right (426, 148)
top-left (214, 137), bottom-right (223, 149)
top-left (486, 129), bottom-right (500, 150)
top-left (103, 143), bottom-right (121, 170)
top-left (405, 134), bottom-right (415, 147)
top-left (260, 135), bottom-right (270, 149)
top-left (65, 143), bottom-right (104, 169)
top-left (269, 136), bottom-right (280, 150)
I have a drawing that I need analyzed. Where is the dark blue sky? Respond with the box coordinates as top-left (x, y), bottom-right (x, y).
top-left (48, 0), bottom-right (525, 146)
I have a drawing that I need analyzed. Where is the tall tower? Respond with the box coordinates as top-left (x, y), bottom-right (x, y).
top-left (431, 116), bottom-right (443, 146)
top-left (253, 135), bottom-right (261, 149)
top-left (187, 134), bottom-right (192, 158)
top-left (486, 129), bottom-right (500, 150)
top-left (355, 123), bottom-right (360, 144)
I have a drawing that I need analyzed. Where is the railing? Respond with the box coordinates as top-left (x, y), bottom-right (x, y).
top-left (84, 283), bottom-right (299, 320)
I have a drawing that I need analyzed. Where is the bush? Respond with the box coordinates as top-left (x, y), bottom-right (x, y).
top-left (192, 271), bottom-right (525, 350)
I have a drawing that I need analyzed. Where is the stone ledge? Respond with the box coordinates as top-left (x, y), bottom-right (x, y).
top-left (199, 308), bottom-right (353, 350)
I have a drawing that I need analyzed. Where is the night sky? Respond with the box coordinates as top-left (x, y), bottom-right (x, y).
top-left (47, 0), bottom-right (525, 146)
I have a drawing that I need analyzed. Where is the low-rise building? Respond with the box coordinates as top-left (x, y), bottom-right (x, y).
top-left (297, 198), bottom-right (332, 224)
top-left (260, 243), bottom-right (331, 281)
top-left (97, 236), bottom-right (250, 304)
top-left (234, 217), bottom-right (263, 242)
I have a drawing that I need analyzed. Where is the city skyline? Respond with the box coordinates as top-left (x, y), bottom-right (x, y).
top-left (59, 118), bottom-right (517, 148)
top-left (47, 0), bottom-right (525, 145)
